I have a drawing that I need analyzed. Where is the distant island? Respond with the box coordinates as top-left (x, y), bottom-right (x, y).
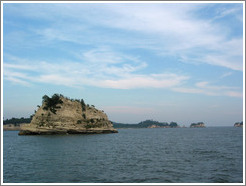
top-left (17, 94), bottom-right (118, 135)
top-left (113, 120), bottom-right (181, 128)
top-left (190, 122), bottom-right (206, 128)
top-left (3, 124), bottom-right (21, 131)
top-left (3, 117), bottom-right (31, 131)
top-left (234, 121), bottom-right (243, 127)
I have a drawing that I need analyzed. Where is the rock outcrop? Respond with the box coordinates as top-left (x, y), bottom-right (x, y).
top-left (19, 94), bottom-right (118, 135)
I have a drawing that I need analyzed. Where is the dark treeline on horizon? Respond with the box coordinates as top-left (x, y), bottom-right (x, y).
top-left (112, 119), bottom-right (179, 128)
top-left (3, 117), bottom-right (32, 125)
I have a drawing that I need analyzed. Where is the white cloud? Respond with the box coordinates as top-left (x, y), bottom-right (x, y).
top-left (4, 76), bottom-right (31, 87)
top-left (172, 81), bottom-right (242, 98)
top-left (203, 53), bottom-right (242, 71)
top-left (4, 63), bottom-right (35, 70)
top-left (3, 68), bottom-right (32, 86)
top-left (6, 3), bottom-right (242, 71)
top-left (225, 91), bottom-right (243, 98)
top-left (99, 74), bottom-right (189, 89)
top-left (196, 81), bottom-right (238, 91)
top-left (96, 4), bottom-right (243, 71)
top-left (220, 72), bottom-right (233, 79)
top-left (3, 49), bottom-right (188, 90)
top-left (38, 74), bottom-right (76, 87)
top-left (213, 5), bottom-right (243, 21)
top-left (82, 47), bottom-right (124, 64)
top-left (4, 53), bottom-right (242, 98)
top-left (3, 3), bottom-right (243, 98)
top-left (172, 87), bottom-right (204, 94)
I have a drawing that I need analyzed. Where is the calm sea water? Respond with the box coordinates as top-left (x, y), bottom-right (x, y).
top-left (3, 127), bottom-right (243, 183)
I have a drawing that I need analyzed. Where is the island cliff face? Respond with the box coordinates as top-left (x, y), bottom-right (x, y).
top-left (19, 94), bottom-right (118, 135)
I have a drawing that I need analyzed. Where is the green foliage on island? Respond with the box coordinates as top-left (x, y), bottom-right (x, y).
top-left (42, 94), bottom-right (90, 113)
top-left (42, 94), bottom-right (63, 114)
top-left (3, 117), bottom-right (32, 126)
top-left (80, 99), bottom-right (86, 111)
top-left (170, 122), bottom-right (178, 127)
top-left (190, 122), bottom-right (205, 128)
top-left (113, 119), bottom-right (179, 128)
top-left (42, 93), bottom-right (89, 114)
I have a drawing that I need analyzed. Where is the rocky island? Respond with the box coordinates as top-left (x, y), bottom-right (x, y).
top-left (234, 121), bottom-right (243, 127)
top-left (19, 94), bottom-right (118, 135)
top-left (113, 120), bottom-right (181, 128)
top-left (190, 122), bottom-right (206, 128)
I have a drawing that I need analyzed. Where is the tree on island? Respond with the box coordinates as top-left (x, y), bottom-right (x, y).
top-left (169, 122), bottom-right (178, 128)
top-left (42, 94), bottom-right (63, 114)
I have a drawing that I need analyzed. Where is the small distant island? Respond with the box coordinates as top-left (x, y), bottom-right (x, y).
top-left (3, 117), bottom-right (31, 131)
top-left (234, 121), bottom-right (243, 127)
top-left (190, 122), bottom-right (206, 128)
top-left (113, 120), bottom-right (181, 128)
top-left (15, 94), bottom-right (118, 135)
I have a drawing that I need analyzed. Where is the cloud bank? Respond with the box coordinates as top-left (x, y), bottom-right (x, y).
top-left (3, 3), bottom-right (243, 98)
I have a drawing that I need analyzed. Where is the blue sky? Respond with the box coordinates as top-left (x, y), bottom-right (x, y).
top-left (2, 2), bottom-right (244, 126)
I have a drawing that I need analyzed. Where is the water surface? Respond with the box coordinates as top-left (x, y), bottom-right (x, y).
top-left (3, 127), bottom-right (243, 183)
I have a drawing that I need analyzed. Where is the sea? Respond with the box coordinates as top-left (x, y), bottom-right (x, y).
top-left (3, 127), bottom-right (244, 183)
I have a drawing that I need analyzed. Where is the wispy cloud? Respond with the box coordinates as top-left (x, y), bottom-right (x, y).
top-left (103, 106), bottom-right (155, 115)
top-left (172, 81), bottom-right (242, 98)
top-left (85, 4), bottom-right (243, 71)
top-left (220, 72), bottom-right (233, 79)
top-left (213, 4), bottom-right (243, 21)
top-left (225, 91), bottom-right (243, 98)
top-left (3, 48), bottom-right (188, 90)
top-left (99, 73), bottom-right (188, 89)
top-left (4, 52), bottom-right (242, 98)
top-left (5, 3), bottom-right (242, 71)
top-left (3, 68), bottom-right (32, 86)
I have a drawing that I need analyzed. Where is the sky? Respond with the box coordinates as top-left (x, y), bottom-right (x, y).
top-left (2, 2), bottom-right (244, 126)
